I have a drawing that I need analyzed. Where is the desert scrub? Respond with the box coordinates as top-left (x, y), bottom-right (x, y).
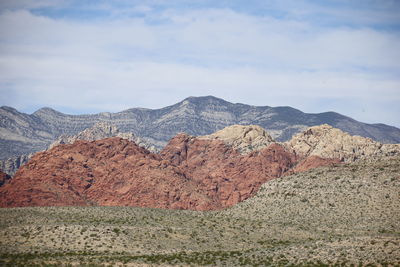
top-left (0, 157), bottom-right (399, 266)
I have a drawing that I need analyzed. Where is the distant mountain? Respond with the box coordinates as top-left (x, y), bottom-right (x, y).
top-left (1, 95), bottom-right (400, 160)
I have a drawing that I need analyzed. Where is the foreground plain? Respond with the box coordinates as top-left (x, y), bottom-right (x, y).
top-left (0, 156), bottom-right (399, 266)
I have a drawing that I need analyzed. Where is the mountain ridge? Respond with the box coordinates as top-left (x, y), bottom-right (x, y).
top-left (1, 96), bottom-right (400, 161)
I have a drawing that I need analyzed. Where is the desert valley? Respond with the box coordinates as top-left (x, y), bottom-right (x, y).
top-left (0, 97), bottom-right (399, 266)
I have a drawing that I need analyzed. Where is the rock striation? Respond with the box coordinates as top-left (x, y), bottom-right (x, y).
top-left (1, 96), bottom-right (400, 162)
top-left (285, 124), bottom-right (400, 162)
top-left (0, 154), bottom-right (33, 177)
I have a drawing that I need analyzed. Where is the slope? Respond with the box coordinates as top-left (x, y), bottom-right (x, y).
top-left (0, 156), bottom-right (398, 266)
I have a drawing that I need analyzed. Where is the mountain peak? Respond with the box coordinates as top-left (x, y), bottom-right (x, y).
top-left (183, 95), bottom-right (231, 105)
top-left (32, 107), bottom-right (61, 116)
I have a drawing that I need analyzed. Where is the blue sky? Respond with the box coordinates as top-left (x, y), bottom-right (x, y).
top-left (0, 0), bottom-right (399, 127)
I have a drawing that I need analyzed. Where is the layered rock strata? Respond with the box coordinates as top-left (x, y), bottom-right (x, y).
top-left (2, 96), bottom-right (400, 162)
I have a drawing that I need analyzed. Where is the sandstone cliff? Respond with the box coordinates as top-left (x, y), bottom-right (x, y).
top-left (0, 122), bottom-right (156, 176)
top-left (285, 124), bottom-right (400, 162)
top-left (0, 129), bottom-right (336, 210)
top-left (1, 124), bottom-right (398, 210)
top-left (0, 138), bottom-right (217, 210)
top-left (198, 124), bottom-right (275, 154)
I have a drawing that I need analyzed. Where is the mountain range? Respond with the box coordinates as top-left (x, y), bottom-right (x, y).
top-left (1, 96), bottom-right (400, 163)
top-left (1, 123), bottom-right (398, 209)
top-left (0, 99), bottom-right (399, 266)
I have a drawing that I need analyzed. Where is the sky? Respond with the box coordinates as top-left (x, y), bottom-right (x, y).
top-left (0, 0), bottom-right (399, 127)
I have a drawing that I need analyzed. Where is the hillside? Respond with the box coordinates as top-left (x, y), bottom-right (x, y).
top-left (0, 156), bottom-right (398, 266)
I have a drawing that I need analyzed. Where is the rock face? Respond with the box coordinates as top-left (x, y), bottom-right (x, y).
top-left (199, 124), bottom-right (275, 154)
top-left (1, 124), bottom-right (398, 210)
top-left (285, 124), bottom-right (400, 162)
top-left (0, 127), bottom-right (337, 210)
top-left (0, 171), bottom-right (10, 186)
top-left (49, 122), bottom-right (157, 152)
top-left (1, 96), bottom-right (400, 162)
top-left (160, 133), bottom-right (297, 207)
top-left (0, 138), bottom-right (217, 210)
top-left (292, 156), bottom-right (341, 173)
top-left (0, 122), bottom-right (156, 176)
top-left (0, 154), bottom-right (32, 176)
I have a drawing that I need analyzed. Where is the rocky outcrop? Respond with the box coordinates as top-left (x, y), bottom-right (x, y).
top-left (0, 133), bottom-right (333, 210)
top-left (49, 122), bottom-right (157, 152)
top-left (0, 171), bottom-right (10, 186)
top-left (199, 125), bottom-right (275, 154)
top-left (292, 156), bottom-right (341, 173)
top-left (0, 154), bottom-right (32, 176)
top-left (0, 122), bottom-right (157, 176)
top-left (1, 124), bottom-right (398, 210)
top-left (285, 124), bottom-right (400, 162)
top-left (160, 133), bottom-right (297, 207)
top-left (2, 96), bottom-right (400, 161)
top-left (0, 138), bottom-right (218, 210)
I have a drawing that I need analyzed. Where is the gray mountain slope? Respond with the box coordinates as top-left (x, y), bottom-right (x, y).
top-left (1, 96), bottom-right (400, 160)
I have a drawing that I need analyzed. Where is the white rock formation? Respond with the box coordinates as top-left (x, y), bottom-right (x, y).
top-left (49, 122), bottom-right (157, 152)
top-left (199, 125), bottom-right (275, 154)
top-left (284, 124), bottom-right (400, 162)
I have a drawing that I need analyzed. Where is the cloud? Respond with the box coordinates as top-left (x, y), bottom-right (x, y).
top-left (0, 0), bottom-right (64, 11)
top-left (0, 2), bottom-right (399, 127)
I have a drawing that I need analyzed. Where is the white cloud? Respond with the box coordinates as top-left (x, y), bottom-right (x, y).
top-left (0, 6), bottom-right (399, 127)
top-left (0, 0), bottom-right (64, 10)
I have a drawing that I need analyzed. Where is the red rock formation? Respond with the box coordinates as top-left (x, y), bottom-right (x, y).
top-left (292, 156), bottom-right (341, 173)
top-left (160, 134), bottom-right (297, 206)
top-left (0, 135), bottom-right (340, 210)
top-left (0, 170), bottom-right (10, 186)
top-left (0, 138), bottom-right (216, 210)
